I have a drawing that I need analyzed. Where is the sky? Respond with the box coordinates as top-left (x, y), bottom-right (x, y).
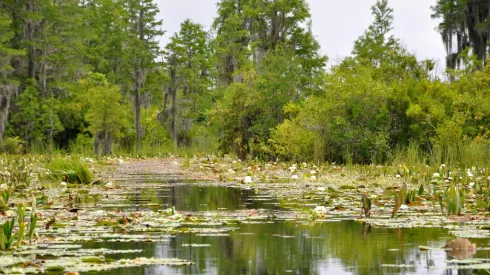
top-left (156, 0), bottom-right (447, 70)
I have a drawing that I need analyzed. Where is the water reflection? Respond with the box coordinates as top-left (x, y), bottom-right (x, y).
top-left (83, 220), bottom-right (490, 275)
top-left (100, 185), bottom-right (279, 211)
top-left (445, 239), bottom-right (477, 260)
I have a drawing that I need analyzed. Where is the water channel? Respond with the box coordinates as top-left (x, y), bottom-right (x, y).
top-left (82, 184), bottom-right (490, 275)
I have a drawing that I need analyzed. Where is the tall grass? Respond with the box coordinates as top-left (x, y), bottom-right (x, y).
top-left (391, 141), bottom-right (490, 168)
top-left (44, 156), bottom-right (93, 184)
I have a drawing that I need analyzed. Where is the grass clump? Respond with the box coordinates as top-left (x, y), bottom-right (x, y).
top-left (45, 156), bottom-right (93, 184)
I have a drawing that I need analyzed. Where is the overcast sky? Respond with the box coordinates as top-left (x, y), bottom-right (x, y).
top-left (157, 0), bottom-right (446, 70)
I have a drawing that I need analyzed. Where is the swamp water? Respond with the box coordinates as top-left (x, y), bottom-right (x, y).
top-left (75, 184), bottom-right (490, 275)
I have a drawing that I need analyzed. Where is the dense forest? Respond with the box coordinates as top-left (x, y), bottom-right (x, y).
top-left (0, 0), bottom-right (489, 165)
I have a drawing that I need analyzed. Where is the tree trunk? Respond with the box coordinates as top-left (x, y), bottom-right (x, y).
top-left (0, 84), bottom-right (16, 150)
top-left (170, 85), bottom-right (177, 146)
top-left (24, 0), bottom-right (38, 79)
top-left (102, 129), bottom-right (112, 155)
top-left (134, 73), bottom-right (141, 151)
top-left (94, 130), bottom-right (113, 156)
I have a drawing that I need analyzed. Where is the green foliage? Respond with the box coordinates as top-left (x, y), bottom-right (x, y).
top-left (28, 197), bottom-right (37, 243)
top-left (0, 188), bottom-right (12, 212)
top-left (446, 185), bottom-right (464, 216)
top-left (0, 217), bottom-right (15, 250)
top-left (271, 120), bottom-right (320, 162)
top-left (353, 0), bottom-right (398, 66)
top-left (45, 156), bottom-right (93, 184)
top-left (84, 78), bottom-right (127, 137)
top-left (16, 204), bottom-right (26, 247)
top-left (0, 157), bottom-right (31, 187)
top-left (162, 19), bottom-right (213, 147)
top-left (432, 0), bottom-right (490, 69)
top-left (0, 0), bottom-right (489, 165)
top-left (2, 137), bottom-right (23, 154)
top-left (0, 198), bottom-right (37, 250)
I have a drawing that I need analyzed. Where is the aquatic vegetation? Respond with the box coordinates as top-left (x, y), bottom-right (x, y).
top-left (361, 193), bottom-right (372, 218)
top-left (0, 198), bottom-right (37, 250)
top-left (0, 157), bottom-right (32, 187)
top-left (0, 187), bottom-right (12, 212)
top-left (44, 156), bottom-right (93, 184)
top-left (28, 197), bottom-right (38, 243)
top-left (391, 183), bottom-right (407, 218)
top-left (0, 218), bottom-right (15, 250)
top-left (446, 185), bottom-right (464, 216)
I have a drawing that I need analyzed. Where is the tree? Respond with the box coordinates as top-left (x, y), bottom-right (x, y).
top-left (432, 0), bottom-right (490, 70)
top-left (125, 0), bottom-right (163, 152)
top-left (211, 0), bottom-right (326, 158)
top-left (161, 19), bottom-right (212, 146)
top-left (212, 0), bottom-right (326, 86)
top-left (83, 73), bottom-right (128, 155)
top-left (0, 6), bottom-right (23, 149)
top-left (353, 0), bottom-right (398, 66)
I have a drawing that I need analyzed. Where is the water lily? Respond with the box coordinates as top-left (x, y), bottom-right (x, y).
top-left (433, 172), bottom-right (441, 178)
top-left (244, 176), bottom-right (253, 183)
top-left (314, 206), bottom-right (328, 215)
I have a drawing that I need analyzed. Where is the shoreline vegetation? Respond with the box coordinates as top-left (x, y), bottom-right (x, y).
top-left (0, 0), bottom-right (489, 167)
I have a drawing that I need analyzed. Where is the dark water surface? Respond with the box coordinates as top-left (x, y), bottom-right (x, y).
top-left (99, 185), bottom-right (280, 211)
top-left (85, 185), bottom-right (489, 275)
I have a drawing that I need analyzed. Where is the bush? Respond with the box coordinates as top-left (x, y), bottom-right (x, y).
top-left (271, 120), bottom-right (321, 162)
top-left (2, 137), bottom-right (24, 154)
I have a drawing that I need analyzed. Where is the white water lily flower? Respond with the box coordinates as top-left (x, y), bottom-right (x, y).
top-left (400, 205), bottom-right (408, 210)
top-left (60, 181), bottom-right (67, 186)
top-left (395, 174), bottom-right (401, 178)
top-left (105, 181), bottom-right (114, 188)
top-left (317, 187), bottom-right (325, 191)
top-left (314, 206), bottom-right (328, 214)
top-left (244, 176), bottom-right (253, 183)
top-left (433, 173), bottom-right (441, 178)
top-left (310, 176), bottom-right (317, 180)
top-left (469, 182), bottom-right (475, 187)
top-left (310, 170), bottom-right (317, 174)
